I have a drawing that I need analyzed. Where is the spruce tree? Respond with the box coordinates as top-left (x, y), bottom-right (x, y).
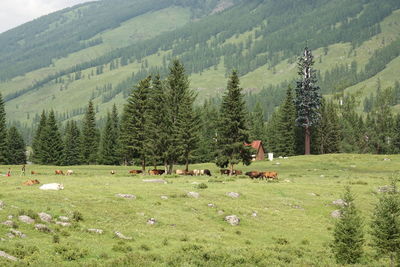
top-left (295, 47), bottom-right (322, 155)
top-left (32, 111), bottom-right (47, 164)
top-left (249, 101), bottom-right (266, 142)
top-left (0, 93), bottom-right (8, 164)
top-left (120, 77), bottom-right (151, 171)
top-left (99, 111), bottom-right (120, 165)
top-left (216, 70), bottom-right (252, 174)
top-left (371, 177), bottom-right (400, 267)
top-left (62, 120), bottom-right (81, 165)
top-left (331, 186), bottom-right (364, 264)
top-left (6, 126), bottom-right (26, 164)
top-left (275, 87), bottom-right (297, 156)
top-left (41, 110), bottom-right (64, 165)
top-left (314, 100), bottom-right (341, 154)
top-left (164, 60), bottom-right (196, 173)
top-left (265, 111), bottom-right (279, 154)
top-left (81, 100), bottom-right (99, 164)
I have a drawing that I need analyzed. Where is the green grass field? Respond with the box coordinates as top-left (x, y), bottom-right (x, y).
top-left (0, 154), bottom-right (398, 266)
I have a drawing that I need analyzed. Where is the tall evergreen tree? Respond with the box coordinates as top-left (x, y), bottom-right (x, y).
top-left (62, 120), bottom-right (81, 165)
top-left (99, 110), bottom-right (120, 165)
top-left (249, 101), bottom-right (266, 142)
top-left (0, 93), bottom-right (8, 164)
top-left (371, 177), bottom-right (400, 267)
top-left (120, 77), bottom-right (152, 171)
top-left (275, 87), bottom-right (297, 156)
top-left (42, 110), bottom-right (64, 165)
top-left (216, 70), bottom-right (252, 174)
top-left (81, 100), bottom-right (99, 164)
top-left (32, 111), bottom-right (47, 164)
top-left (295, 47), bottom-right (322, 155)
top-left (314, 100), bottom-right (341, 154)
top-left (163, 60), bottom-right (196, 174)
top-left (331, 186), bottom-right (364, 264)
top-left (6, 126), bottom-right (26, 164)
top-left (196, 100), bottom-right (219, 163)
top-left (265, 110), bottom-right (279, 154)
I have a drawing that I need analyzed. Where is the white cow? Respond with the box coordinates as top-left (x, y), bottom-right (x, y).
top-left (66, 170), bottom-right (74, 175)
top-left (39, 183), bottom-right (64, 190)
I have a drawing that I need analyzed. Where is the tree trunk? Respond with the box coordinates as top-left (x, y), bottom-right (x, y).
top-left (229, 163), bottom-right (234, 176)
top-left (305, 126), bottom-right (311, 155)
top-left (168, 163), bottom-right (174, 175)
top-left (185, 158), bottom-right (189, 172)
top-left (141, 158), bottom-right (146, 175)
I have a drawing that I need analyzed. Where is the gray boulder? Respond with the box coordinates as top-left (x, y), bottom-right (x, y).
top-left (115, 231), bottom-right (132, 240)
top-left (38, 212), bottom-right (52, 223)
top-left (35, 224), bottom-right (51, 233)
top-left (56, 221), bottom-right (71, 227)
top-left (226, 192), bottom-right (240, 198)
top-left (87, 228), bottom-right (103, 234)
top-left (10, 229), bottom-right (26, 238)
top-left (147, 218), bottom-right (157, 225)
top-left (58, 216), bottom-right (69, 222)
top-left (331, 210), bottom-right (341, 218)
top-left (225, 215), bottom-right (240, 226)
top-left (115, 194), bottom-right (136, 199)
top-left (332, 199), bottom-right (346, 206)
top-left (160, 196), bottom-right (168, 200)
top-left (1, 220), bottom-right (13, 227)
top-left (0, 251), bottom-right (18, 261)
top-left (142, 179), bottom-right (167, 184)
top-left (187, 192), bottom-right (200, 198)
top-left (18, 215), bottom-right (34, 224)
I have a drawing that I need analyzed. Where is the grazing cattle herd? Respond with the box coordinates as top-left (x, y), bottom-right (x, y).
top-left (13, 167), bottom-right (278, 181)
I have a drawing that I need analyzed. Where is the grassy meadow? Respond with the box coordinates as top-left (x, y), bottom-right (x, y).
top-left (0, 154), bottom-right (398, 266)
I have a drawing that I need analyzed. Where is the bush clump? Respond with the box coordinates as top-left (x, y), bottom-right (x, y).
top-left (54, 243), bottom-right (88, 261)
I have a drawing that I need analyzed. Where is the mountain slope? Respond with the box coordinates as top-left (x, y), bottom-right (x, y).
top-left (0, 0), bottom-right (399, 125)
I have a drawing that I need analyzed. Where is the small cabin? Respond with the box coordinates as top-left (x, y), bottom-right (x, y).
top-left (245, 140), bottom-right (265, 161)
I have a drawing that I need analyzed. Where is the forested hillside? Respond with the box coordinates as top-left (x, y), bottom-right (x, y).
top-left (0, 0), bottom-right (399, 139)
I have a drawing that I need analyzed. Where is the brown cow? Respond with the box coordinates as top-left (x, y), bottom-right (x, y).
top-left (149, 169), bottom-right (165, 175)
top-left (23, 179), bottom-right (40, 186)
top-left (233, 170), bottom-right (242, 175)
top-left (245, 171), bottom-right (261, 179)
top-left (55, 170), bottom-right (64, 175)
top-left (31, 171), bottom-right (40, 175)
top-left (220, 169), bottom-right (230, 175)
top-left (175, 170), bottom-right (193, 176)
top-left (261, 171), bottom-right (278, 180)
top-left (129, 170), bottom-right (143, 175)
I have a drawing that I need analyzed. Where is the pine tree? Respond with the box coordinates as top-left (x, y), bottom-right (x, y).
top-left (81, 100), bottom-right (99, 164)
top-left (41, 110), bottom-right (64, 165)
top-left (0, 93), bottom-right (8, 164)
top-left (32, 111), bottom-right (47, 164)
top-left (164, 60), bottom-right (196, 174)
top-left (331, 186), bottom-right (364, 264)
top-left (295, 47), bottom-right (322, 155)
top-left (314, 100), bottom-right (341, 154)
top-left (120, 77), bottom-right (152, 171)
top-left (99, 111), bottom-right (120, 165)
top-left (6, 126), bottom-right (26, 164)
top-left (275, 87), bottom-right (297, 156)
top-left (62, 120), bottom-right (81, 165)
top-left (265, 111), bottom-right (279, 154)
top-left (216, 70), bottom-right (252, 174)
top-left (249, 101), bottom-right (266, 142)
top-left (371, 177), bottom-right (400, 267)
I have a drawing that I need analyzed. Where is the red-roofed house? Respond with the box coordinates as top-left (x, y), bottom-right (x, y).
top-left (245, 140), bottom-right (265, 161)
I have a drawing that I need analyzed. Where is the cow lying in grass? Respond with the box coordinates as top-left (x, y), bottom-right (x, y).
top-left (193, 169), bottom-right (212, 176)
top-left (129, 170), bottom-right (142, 175)
top-left (175, 170), bottom-right (194, 176)
top-left (23, 179), bottom-right (40, 186)
top-left (148, 169), bottom-right (165, 175)
top-left (245, 171), bottom-right (278, 180)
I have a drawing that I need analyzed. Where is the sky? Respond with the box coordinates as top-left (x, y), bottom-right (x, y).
top-left (0, 0), bottom-right (94, 33)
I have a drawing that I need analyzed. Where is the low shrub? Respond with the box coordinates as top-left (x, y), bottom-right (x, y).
top-left (112, 241), bottom-right (133, 253)
top-left (196, 183), bottom-right (208, 189)
top-left (54, 243), bottom-right (88, 260)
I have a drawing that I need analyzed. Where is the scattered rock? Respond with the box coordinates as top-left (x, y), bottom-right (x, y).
top-left (383, 158), bottom-right (391, 161)
top-left (378, 185), bottom-right (395, 193)
top-left (1, 221), bottom-right (13, 227)
top-left (0, 200), bottom-right (4, 209)
top-left (226, 192), bottom-right (240, 198)
top-left (160, 196), bottom-right (168, 200)
top-left (252, 211), bottom-right (258, 217)
top-left (291, 205), bottom-right (304, 210)
top-left (58, 216), bottom-right (69, 222)
top-left (0, 250), bottom-right (18, 261)
top-left (274, 162), bottom-right (281, 165)
top-left (187, 192), bottom-right (200, 198)
top-left (207, 203), bottom-right (215, 208)
top-left (331, 210), bottom-right (341, 218)
top-left (10, 229), bottom-right (26, 238)
top-left (18, 215), bottom-right (34, 224)
top-left (147, 218), bottom-right (156, 225)
top-left (39, 183), bottom-right (64, 190)
top-left (332, 199), bottom-right (346, 206)
top-left (55, 221), bottom-right (71, 227)
top-left (350, 165), bottom-right (356, 168)
top-left (7, 215), bottom-right (13, 220)
top-left (115, 194), bottom-right (136, 199)
top-left (284, 179), bottom-right (291, 183)
top-left (191, 182), bottom-right (199, 185)
top-left (6, 233), bottom-right (14, 239)
top-left (115, 231), bottom-right (132, 240)
top-left (320, 175), bottom-right (325, 178)
top-left (38, 212), bottom-right (52, 223)
top-left (142, 179), bottom-right (167, 184)
top-left (225, 215), bottom-right (240, 226)
top-left (87, 228), bottom-right (103, 234)
top-left (35, 224), bottom-right (51, 233)
top-left (308, 193), bottom-right (319, 197)
top-left (217, 210), bottom-right (224, 215)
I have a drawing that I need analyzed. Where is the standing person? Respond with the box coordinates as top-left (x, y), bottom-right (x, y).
top-left (21, 164), bottom-right (25, 176)
top-left (6, 168), bottom-right (11, 177)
